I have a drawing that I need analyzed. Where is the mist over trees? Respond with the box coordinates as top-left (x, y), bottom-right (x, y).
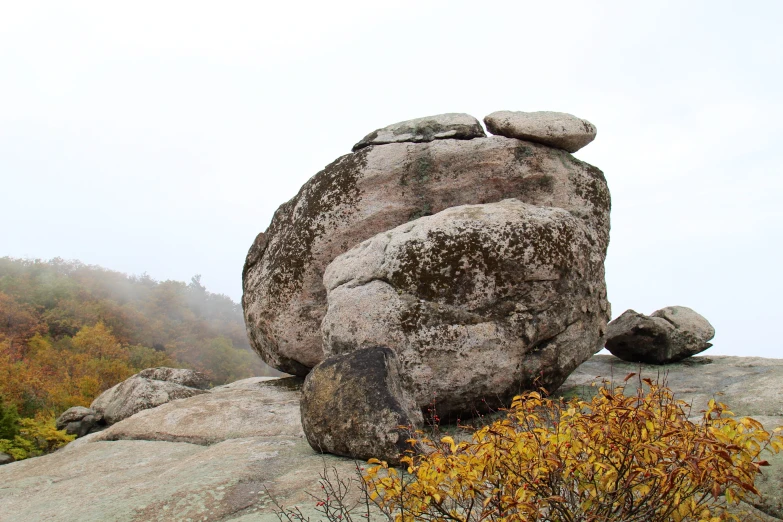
top-left (0, 257), bottom-right (280, 423)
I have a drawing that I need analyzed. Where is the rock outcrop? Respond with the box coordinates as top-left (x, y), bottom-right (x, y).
top-left (2, 358), bottom-right (781, 521)
top-left (136, 367), bottom-right (211, 390)
top-left (605, 306), bottom-right (715, 364)
top-left (321, 199), bottom-right (609, 416)
top-left (0, 376), bottom-right (371, 522)
top-left (93, 377), bottom-right (302, 445)
top-left (300, 346), bottom-right (423, 464)
top-left (352, 113), bottom-right (486, 151)
top-left (55, 406), bottom-right (104, 437)
top-left (484, 110), bottom-right (597, 153)
top-left (91, 367), bottom-right (210, 425)
top-left (243, 114), bottom-right (610, 376)
top-left (0, 452), bottom-right (13, 466)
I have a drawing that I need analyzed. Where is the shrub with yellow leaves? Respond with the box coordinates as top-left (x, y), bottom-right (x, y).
top-left (363, 375), bottom-right (783, 522)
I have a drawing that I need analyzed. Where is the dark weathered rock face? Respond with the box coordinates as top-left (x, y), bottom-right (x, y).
top-left (300, 346), bottom-right (423, 464)
top-left (605, 306), bottom-right (715, 364)
top-left (352, 113), bottom-right (486, 151)
top-left (484, 110), bottom-right (597, 153)
top-left (90, 368), bottom-right (210, 425)
top-left (322, 200), bottom-right (610, 417)
top-left (55, 406), bottom-right (104, 438)
top-left (243, 135), bottom-right (611, 376)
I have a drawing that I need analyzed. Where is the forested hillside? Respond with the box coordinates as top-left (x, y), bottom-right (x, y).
top-left (0, 257), bottom-right (280, 457)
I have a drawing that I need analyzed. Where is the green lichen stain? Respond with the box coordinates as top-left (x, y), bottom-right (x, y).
top-left (388, 214), bottom-right (579, 335)
top-left (259, 148), bottom-right (369, 305)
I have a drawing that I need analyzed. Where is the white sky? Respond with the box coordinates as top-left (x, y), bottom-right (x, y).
top-left (1, 1), bottom-right (781, 358)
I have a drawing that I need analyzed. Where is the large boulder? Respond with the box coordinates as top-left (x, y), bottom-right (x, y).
top-left (605, 306), bottom-right (715, 364)
top-left (243, 132), bottom-right (610, 376)
top-left (300, 346), bottom-right (423, 464)
top-left (484, 110), bottom-right (597, 153)
top-left (55, 406), bottom-right (104, 438)
top-left (352, 113), bottom-right (486, 151)
top-left (321, 199), bottom-right (610, 417)
top-left (91, 368), bottom-right (210, 425)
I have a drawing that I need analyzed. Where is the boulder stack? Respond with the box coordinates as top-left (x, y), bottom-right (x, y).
top-left (243, 111), bottom-right (610, 377)
top-left (242, 110), bottom-right (611, 462)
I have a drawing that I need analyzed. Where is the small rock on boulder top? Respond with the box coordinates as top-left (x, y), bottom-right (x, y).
top-left (605, 306), bottom-right (715, 364)
top-left (352, 113), bottom-right (486, 151)
top-left (300, 346), bottom-right (423, 464)
top-left (90, 368), bottom-right (210, 425)
top-left (484, 110), bottom-right (597, 153)
top-left (0, 452), bottom-right (13, 465)
top-left (55, 406), bottom-right (104, 438)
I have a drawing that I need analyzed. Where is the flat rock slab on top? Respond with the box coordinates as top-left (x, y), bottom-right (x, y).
top-left (352, 113), bottom-right (485, 151)
top-left (484, 111), bottom-right (597, 153)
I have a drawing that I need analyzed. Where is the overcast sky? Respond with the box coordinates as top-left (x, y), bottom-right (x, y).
top-left (1, 1), bottom-right (781, 358)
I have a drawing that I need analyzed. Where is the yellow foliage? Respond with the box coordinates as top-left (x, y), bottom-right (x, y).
top-left (0, 412), bottom-right (74, 460)
top-left (363, 377), bottom-right (783, 522)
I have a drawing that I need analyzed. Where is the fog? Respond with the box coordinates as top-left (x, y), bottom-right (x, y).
top-left (1, 1), bottom-right (781, 357)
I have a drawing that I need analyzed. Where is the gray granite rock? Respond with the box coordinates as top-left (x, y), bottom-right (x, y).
top-left (484, 110), bottom-right (597, 152)
top-left (136, 367), bottom-right (211, 390)
top-left (243, 135), bottom-right (610, 376)
top-left (322, 199), bottom-right (610, 418)
top-left (91, 371), bottom-right (209, 425)
top-left (352, 113), bottom-right (485, 151)
top-left (0, 452), bottom-right (13, 466)
top-left (94, 377), bottom-right (303, 445)
top-left (55, 406), bottom-right (104, 438)
top-left (605, 306), bottom-right (715, 364)
top-left (301, 346), bottom-right (423, 464)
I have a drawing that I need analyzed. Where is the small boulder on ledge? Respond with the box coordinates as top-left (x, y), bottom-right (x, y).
top-left (352, 113), bottom-right (486, 151)
top-left (605, 306), bottom-right (715, 364)
top-left (300, 346), bottom-right (423, 465)
top-left (55, 406), bottom-right (104, 438)
top-left (0, 452), bottom-right (13, 466)
top-left (484, 110), bottom-right (597, 152)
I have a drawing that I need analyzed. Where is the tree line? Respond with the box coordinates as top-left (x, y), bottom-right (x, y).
top-left (0, 257), bottom-right (280, 458)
